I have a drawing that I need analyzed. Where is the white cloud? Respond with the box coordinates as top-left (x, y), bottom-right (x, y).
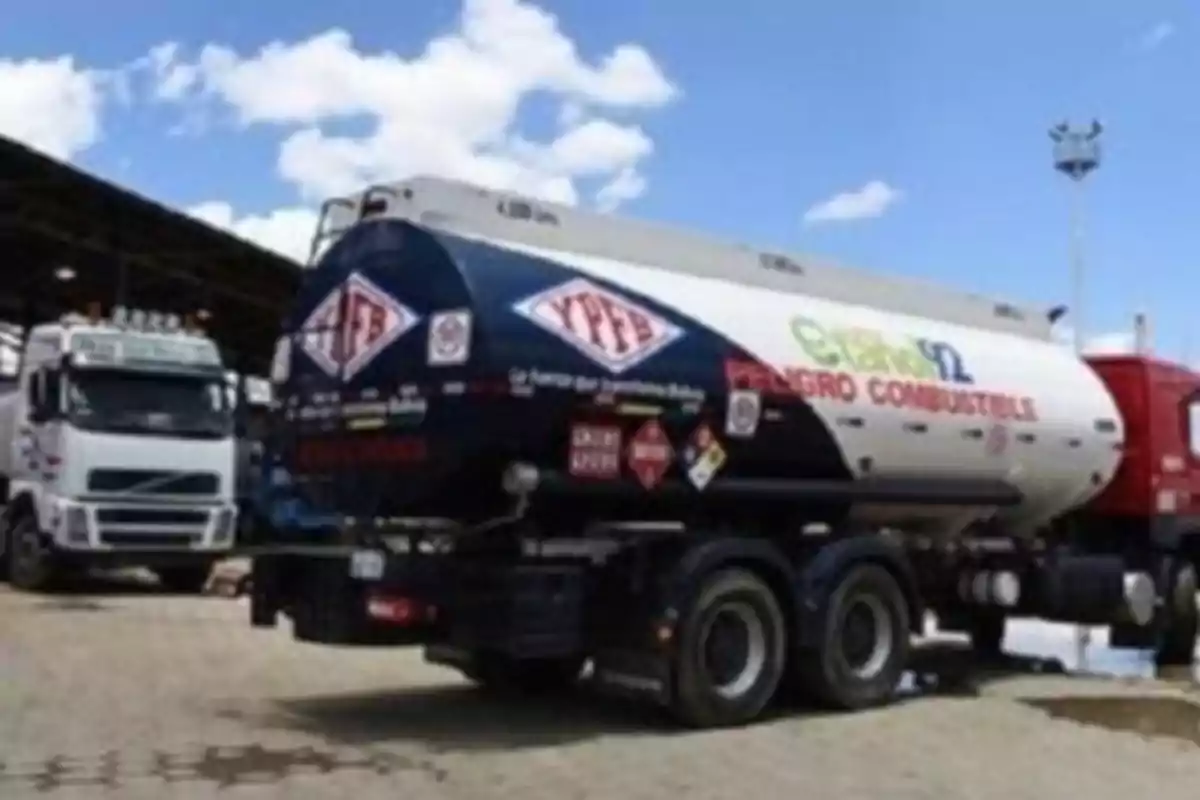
top-left (149, 0), bottom-right (678, 251)
top-left (0, 55), bottom-right (106, 159)
top-left (802, 180), bottom-right (902, 226)
top-left (1137, 21), bottom-right (1175, 51)
top-left (186, 201), bottom-right (318, 263)
top-left (145, 42), bottom-right (202, 101)
top-left (596, 167), bottom-right (646, 212)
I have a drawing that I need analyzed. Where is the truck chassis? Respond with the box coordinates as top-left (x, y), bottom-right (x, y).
top-left (249, 475), bottom-right (1198, 728)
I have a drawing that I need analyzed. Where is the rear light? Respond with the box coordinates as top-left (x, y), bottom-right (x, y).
top-left (366, 594), bottom-right (435, 625)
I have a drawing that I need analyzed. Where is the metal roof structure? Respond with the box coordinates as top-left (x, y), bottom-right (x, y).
top-left (0, 135), bottom-right (303, 373)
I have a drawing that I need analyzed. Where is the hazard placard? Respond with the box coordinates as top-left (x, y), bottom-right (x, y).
top-left (627, 419), bottom-right (673, 489)
top-left (682, 423), bottom-right (727, 491)
top-left (569, 424), bottom-right (621, 479)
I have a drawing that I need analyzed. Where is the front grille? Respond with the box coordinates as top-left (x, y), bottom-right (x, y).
top-left (99, 532), bottom-right (200, 547)
top-left (95, 508), bottom-right (209, 525)
top-left (87, 469), bottom-right (220, 496)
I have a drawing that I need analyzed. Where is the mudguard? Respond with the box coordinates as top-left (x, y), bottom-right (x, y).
top-left (792, 534), bottom-right (923, 649)
top-left (655, 536), bottom-right (799, 635)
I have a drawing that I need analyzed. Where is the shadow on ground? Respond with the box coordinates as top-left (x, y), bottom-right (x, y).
top-left (223, 680), bottom-right (675, 753)
top-left (24, 570), bottom-right (206, 607)
top-left (225, 641), bottom-right (1065, 753)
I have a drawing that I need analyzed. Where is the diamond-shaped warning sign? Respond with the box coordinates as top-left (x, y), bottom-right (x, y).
top-left (627, 419), bottom-right (673, 489)
top-left (682, 423), bottom-right (727, 491)
top-left (298, 272), bottom-right (420, 381)
top-left (512, 278), bottom-right (683, 375)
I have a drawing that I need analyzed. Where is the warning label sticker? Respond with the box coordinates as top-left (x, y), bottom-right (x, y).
top-left (627, 419), bottom-right (673, 489)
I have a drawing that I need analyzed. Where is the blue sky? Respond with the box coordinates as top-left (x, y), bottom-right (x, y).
top-left (1, 0), bottom-right (1195, 356)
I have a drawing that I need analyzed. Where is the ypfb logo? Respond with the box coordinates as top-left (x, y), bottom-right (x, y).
top-left (789, 316), bottom-right (974, 385)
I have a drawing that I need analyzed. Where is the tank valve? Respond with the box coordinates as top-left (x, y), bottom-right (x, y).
top-left (959, 570), bottom-right (1022, 608)
top-left (502, 462), bottom-right (541, 496)
top-left (1121, 572), bottom-right (1156, 627)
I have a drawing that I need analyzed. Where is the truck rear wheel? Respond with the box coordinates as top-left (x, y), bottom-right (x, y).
top-left (1155, 562), bottom-right (1198, 667)
top-left (670, 568), bottom-right (787, 728)
top-left (796, 564), bottom-right (910, 710)
top-left (7, 515), bottom-right (57, 592)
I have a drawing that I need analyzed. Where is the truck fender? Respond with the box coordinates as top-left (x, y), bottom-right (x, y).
top-left (792, 534), bottom-right (923, 650)
top-left (654, 536), bottom-right (798, 639)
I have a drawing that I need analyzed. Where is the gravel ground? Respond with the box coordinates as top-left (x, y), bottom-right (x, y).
top-left (3, 579), bottom-right (1200, 799)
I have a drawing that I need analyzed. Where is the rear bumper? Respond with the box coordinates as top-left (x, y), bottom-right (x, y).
top-left (250, 549), bottom-right (449, 646)
top-left (249, 549), bottom-right (586, 658)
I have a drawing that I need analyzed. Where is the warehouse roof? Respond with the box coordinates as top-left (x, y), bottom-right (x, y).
top-left (0, 134), bottom-right (304, 373)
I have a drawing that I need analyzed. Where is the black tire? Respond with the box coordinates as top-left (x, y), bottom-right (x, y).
top-left (670, 568), bottom-right (787, 729)
top-left (795, 564), bottom-right (910, 710)
top-left (6, 514), bottom-right (57, 592)
top-left (461, 654), bottom-right (586, 695)
top-left (967, 611), bottom-right (1007, 661)
top-left (1155, 562), bottom-right (1198, 667)
top-left (156, 566), bottom-right (213, 594)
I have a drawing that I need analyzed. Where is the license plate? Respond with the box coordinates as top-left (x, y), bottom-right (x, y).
top-left (349, 549), bottom-right (385, 581)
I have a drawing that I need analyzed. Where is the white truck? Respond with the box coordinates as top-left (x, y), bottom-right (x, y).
top-left (0, 308), bottom-right (239, 592)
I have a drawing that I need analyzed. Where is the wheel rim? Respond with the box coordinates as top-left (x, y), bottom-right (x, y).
top-left (839, 594), bottom-right (895, 680)
top-left (12, 522), bottom-right (46, 582)
top-left (700, 601), bottom-right (768, 699)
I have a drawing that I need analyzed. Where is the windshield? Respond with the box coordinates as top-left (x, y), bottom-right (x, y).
top-left (67, 368), bottom-right (232, 439)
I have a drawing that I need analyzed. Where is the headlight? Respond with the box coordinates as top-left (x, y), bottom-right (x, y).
top-left (64, 506), bottom-right (89, 544)
top-left (212, 508), bottom-right (237, 543)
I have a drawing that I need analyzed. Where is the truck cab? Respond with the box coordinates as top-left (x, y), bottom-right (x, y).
top-left (0, 307), bottom-right (238, 592)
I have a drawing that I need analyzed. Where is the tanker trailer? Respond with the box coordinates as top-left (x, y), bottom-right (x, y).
top-left (249, 176), bottom-right (1198, 729)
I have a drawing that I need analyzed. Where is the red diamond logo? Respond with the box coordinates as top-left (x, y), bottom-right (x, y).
top-left (512, 278), bottom-right (683, 375)
top-left (298, 272), bottom-right (420, 381)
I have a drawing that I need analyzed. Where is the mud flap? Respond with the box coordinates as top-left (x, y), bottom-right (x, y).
top-left (592, 649), bottom-right (672, 705)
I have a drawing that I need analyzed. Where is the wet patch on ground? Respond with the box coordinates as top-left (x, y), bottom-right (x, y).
top-left (1023, 695), bottom-right (1200, 746)
top-left (30, 598), bottom-right (107, 613)
top-left (0, 744), bottom-right (448, 793)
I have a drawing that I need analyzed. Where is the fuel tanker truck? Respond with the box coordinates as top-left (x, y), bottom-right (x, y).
top-left (249, 176), bottom-right (1200, 728)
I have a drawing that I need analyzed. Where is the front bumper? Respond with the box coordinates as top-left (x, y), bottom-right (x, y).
top-left (46, 497), bottom-right (238, 554)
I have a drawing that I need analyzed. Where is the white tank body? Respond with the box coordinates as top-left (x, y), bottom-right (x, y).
top-left (318, 176), bottom-right (1127, 538)
top-left (491, 241), bottom-right (1125, 537)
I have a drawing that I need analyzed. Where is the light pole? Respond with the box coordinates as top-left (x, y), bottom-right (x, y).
top-left (1050, 120), bottom-right (1103, 670)
top-left (1049, 120), bottom-right (1104, 353)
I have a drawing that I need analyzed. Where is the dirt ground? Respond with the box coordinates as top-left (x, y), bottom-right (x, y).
top-left (3, 575), bottom-right (1200, 799)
